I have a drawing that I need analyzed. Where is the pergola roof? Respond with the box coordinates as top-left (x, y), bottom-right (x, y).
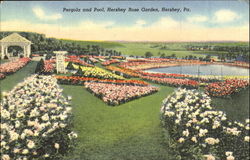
top-left (0, 33), bottom-right (32, 43)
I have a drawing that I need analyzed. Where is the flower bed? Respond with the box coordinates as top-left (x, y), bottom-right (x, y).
top-left (101, 59), bottom-right (119, 66)
top-left (43, 60), bottom-right (55, 73)
top-left (0, 58), bottom-right (30, 75)
top-left (84, 82), bottom-right (159, 105)
top-left (105, 66), bottom-right (140, 78)
top-left (66, 58), bottom-right (94, 67)
top-left (76, 66), bottom-right (125, 80)
top-left (0, 75), bottom-right (77, 159)
top-left (55, 75), bottom-right (149, 86)
top-left (161, 88), bottom-right (250, 160)
top-left (119, 60), bottom-right (210, 70)
top-left (140, 75), bottom-right (199, 89)
top-left (205, 79), bottom-right (249, 97)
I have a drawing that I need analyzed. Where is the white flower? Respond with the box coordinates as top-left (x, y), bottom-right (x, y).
top-left (178, 137), bottom-right (185, 143)
top-left (212, 120), bottom-right (221, 129)
top-left (165, 111), bottom-right (175, 117)
top-left (204, 154), bottom-right (215, 160)
top-left (1, 141), bottom-right (6, 147)
top-left (27, 140), bottom-right (35, 149)
top-left (9, 131), bottom-right (19, 142)
top-left (227, 155), bottom-right (235, 160)
top-left (244, 136), bottom-right (250, 142)
top-left (199, 128), bottom-right (208, 137)
top-left (205, 137), bottom-right (220, 145)
top-left (44, 153), bottom-right (50, 157)
top-left (41, 113), bottom-right (49, 121)
top-left (22, 149), bottom-right (29, 154)
top-left (1, 154), bottom-right (10, 160)
top-left (246, 119), bottom-right (250, 123)
top-left (191, 136), bottom-right (198, 143)
top-left (1, 109), bottom-right (10, 119)
top-left (182, 129), bottom-right (189, 137)
top-left (14, 148), bottom-right (20, 153)
top-left (54, 143), bottom-right (60, 149)
top-left (15, 121), bottom-right (21, 128)
top-left (225, 152), bottom-right (233, 156)
top-left (59, 123), bottom-right (66, 128)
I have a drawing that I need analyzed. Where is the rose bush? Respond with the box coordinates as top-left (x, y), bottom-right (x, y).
top-left (0, 75), bottom-right (77, 160)
top-left (0, 73), bottom-right (6, 80)
top-left (161, 88), bottom-right (250, 160)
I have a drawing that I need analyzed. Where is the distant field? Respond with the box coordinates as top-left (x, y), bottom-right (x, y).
top-left (59, 40), bottom-right (248, 57)
top-left (111, 42), bottom-right (207, 57)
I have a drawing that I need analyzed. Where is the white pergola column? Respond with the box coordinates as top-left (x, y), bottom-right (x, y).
top-left (1, 45), bottom-right (5, 59)
top-left (26, 44), bottom-right (31, 57)
top-left (23, 45), bottom-right (26, 57)
top-left (5, 46), bottom-right (8, 58)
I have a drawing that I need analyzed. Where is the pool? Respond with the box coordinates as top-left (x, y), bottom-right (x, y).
top-left (146, 64), bottom-right (249, 76)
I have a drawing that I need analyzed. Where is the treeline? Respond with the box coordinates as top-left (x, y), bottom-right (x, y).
top-left (0, 32), bottom-right (122, 57)
top-left (185, 44), bottom-right (249, 62)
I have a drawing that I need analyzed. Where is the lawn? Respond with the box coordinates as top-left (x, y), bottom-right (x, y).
top-left (211, 88), bottom-right (249, 122)
top-left (61, 84), bottom-right (175, 160)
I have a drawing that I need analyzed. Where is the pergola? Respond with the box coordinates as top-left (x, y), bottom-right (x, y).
top-left (0, 33), bottom-right (32, 59)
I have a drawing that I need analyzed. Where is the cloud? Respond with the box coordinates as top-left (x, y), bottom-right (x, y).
top-left (213, 9), bottom-right (240, 23)
top-left (135, 20), bottom-right (146, 26)
top-left (32, 7), bottom-right (62, 20)
top-left (1, 17), bottom-right (248, 42)
top-left (79, 20), bottom-right (114, 29)
top-left (187, 15), bottom-right (208, 23)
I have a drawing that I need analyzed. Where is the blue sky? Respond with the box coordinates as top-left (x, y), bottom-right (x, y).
top-left (1, 1), bottom-right (249, 41)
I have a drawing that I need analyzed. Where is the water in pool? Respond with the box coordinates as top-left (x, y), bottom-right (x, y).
top-left (146, 64), bottom-right (249, 76)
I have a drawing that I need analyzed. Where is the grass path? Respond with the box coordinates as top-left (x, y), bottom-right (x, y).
top-left (0, 61), bottom-right (38, 92)
top-left (61, 84), bottom-right (175, 160)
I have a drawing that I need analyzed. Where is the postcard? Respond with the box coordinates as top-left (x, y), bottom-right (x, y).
top-left (0, 0), bottom-right (249, 160)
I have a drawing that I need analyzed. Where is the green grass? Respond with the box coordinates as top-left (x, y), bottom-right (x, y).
top-left (0, 59), bottom-right (10, 64)
top-left (61, 84), bottom-right (174, 160)
top-left (112, 42), bottom-right (205, 58)
top-left (0, 61), bottom-right (38, 92)
top-left (211, 88), bottom-right (249, 122)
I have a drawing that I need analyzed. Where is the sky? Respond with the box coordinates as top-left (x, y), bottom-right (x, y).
top-left (0, 0), bottom-right (249, 42)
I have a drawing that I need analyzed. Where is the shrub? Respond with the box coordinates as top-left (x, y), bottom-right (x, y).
top-left (0, 75), bottom-right (77, 159)
top-left (161, 88), bottom-right (250, 160)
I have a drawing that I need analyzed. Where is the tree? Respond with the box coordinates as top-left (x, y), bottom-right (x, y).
top-left (35, 58), bottom-right (45, 74)
top-left (66, 61), bottom-right (75, 70)
top-left (145, 52), bottom-right (153, 58)
top-left (204, 55), bottom-right (211, 62)
top-left (160, 53), bottom-right (166, 58)
top-left (74, 66), bottom-right (84, 76)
